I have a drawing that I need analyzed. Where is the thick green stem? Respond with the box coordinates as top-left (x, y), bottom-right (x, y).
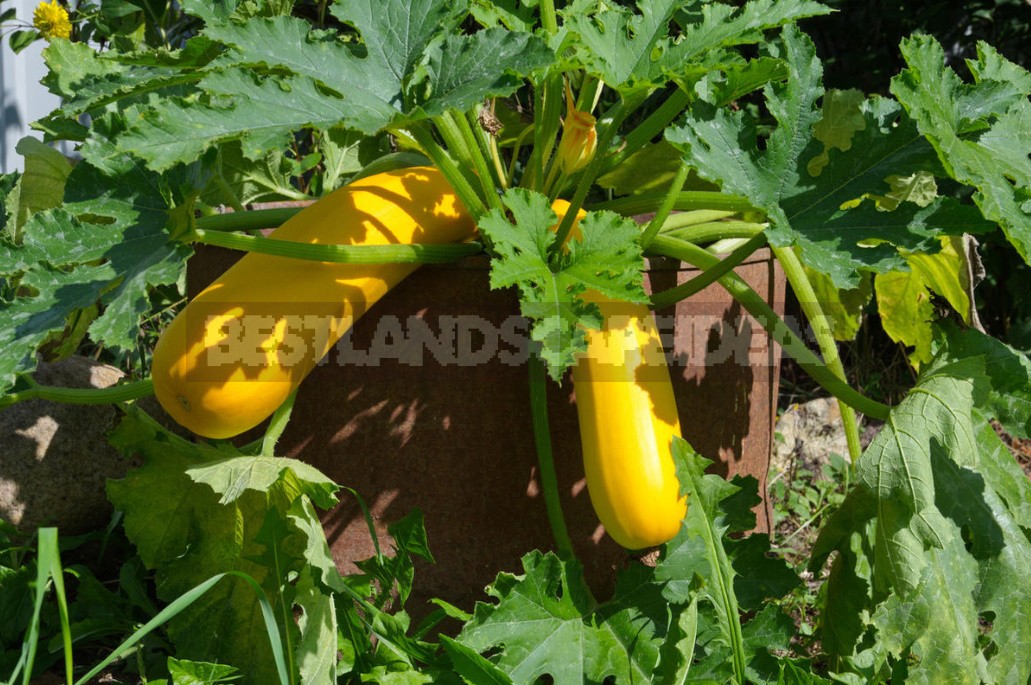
top-left (522, 75), bottom-right (564, 191)
top-left (407, 123), bottom-right (488, 219)
top-left (589, 191), bottom-right (754, 216)
top-left (667, 223), bottom-right (765, 247)
top-left (451, 109), bottom-right (504, 209)
top-left (648, 233), bottom-right (767, 308)
top-left (467, 107), bottom-right (507, 190)
top-left (648, 235), bottom-right (891, 421)
top-left (262, 389), bottom-right (298, 457)
top-left (436, 111), bottom-right (501, 212)
top-left (640, 162), bottom-right (691, 248)
top-left (191, 228), bottom-right (483, 264)
top-left (539, 0), bottom-right (558, 33)
top-left (599, 87), bottom-right (691, 175)
top-left (196, 207), bottom-right (302, 233)
top-left (661, 210), bottom-right (739, 230)
top-left (0, 379), bottom-right (154, 410)
top-left (528, 355), bottom-right (575, 559)
top-left (772, 246), bottom-right (863, 462)
top-left (663, 220), bottom-right (764, 245)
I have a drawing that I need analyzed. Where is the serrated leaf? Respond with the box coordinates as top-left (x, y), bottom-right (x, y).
top-left (821, 357), bottom-right (983, 595)
top-left (869, 526), bottom-right (983, 685)
top-left (107, 408), bottom-right (339, 684)
top-left (966, 41), bottom-right (1031, 93)
top-left (206, 140), bottom-right (309, 206)
top-left (868, 171), bottom-right (938, 211)
top-left (565, 0), bottom-right (829, 93)
top-left (67, 156), bottom-right (195, 352)
top-left (167, 657), bottom-right (239, 685)
top-left (891, 35), bottom-right (1031, 264)
top-left (41, 38), bottom-right (206, 126)
top-left (439, 635), bottom-right (514, 685)
top-left (294, 566), bottom-right (337, 685)
top-left (875, 236), bottom-right (973, 367)
top-left (742, 604), bottom-right (797, 684)
top-left (928, 420), bottom-right (1031, 685)
top-left (468, 0), bottom-right (537, 31)
top-left (810, 340), bottom-right (1031, 682)
top-left (114, 71), bottom-right (348, 170)
top-left (186, 455), bottom-right (338, 509)
top-left (3, 138), bottom-right (72, 241)
top-left (729, 535), bottom-right (800, 612)
top-left (179, 0), bottom-right (245, 24)
top-left (873, 270), bottom-right (936, 366)
top-left (112, 4), bottom-right (550, 168)
top-left (355, 509), bottom-right (433, 608)
top-left (943, 325), bottom-right (1031, 441)
top-left (691, 56), bottom-right (791, 107)
top-left (107, 410), bottom-right (282, 683)
top-left (414, 29), bottom-right (552, 119)
top-left (457, 551), bottom-right (669, 683)
top-left (803, 266), bottom-right (872, 341)
top-left (480, 189), bottom-right (647, 379)
top-left (0, 264), bottom-right (111, 392)
top-left (807, 89), bottom-right (866, 176)
top-left (668, 28), bottom-right (993, 289)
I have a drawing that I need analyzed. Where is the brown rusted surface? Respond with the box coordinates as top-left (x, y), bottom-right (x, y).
top-left (185, 244), bottom-right (784, 614)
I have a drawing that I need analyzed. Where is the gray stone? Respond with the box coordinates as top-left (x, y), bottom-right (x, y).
top-left (772, 397), bottom-right (851, 478)
top-left (0, 356), bottom-right (139, 534)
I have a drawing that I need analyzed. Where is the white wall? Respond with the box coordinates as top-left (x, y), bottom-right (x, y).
top-left (0, 0), bottom-right (66, 173)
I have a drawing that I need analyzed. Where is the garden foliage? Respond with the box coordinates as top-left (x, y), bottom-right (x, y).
top-left (1, 0), bottom-right (1029, 682)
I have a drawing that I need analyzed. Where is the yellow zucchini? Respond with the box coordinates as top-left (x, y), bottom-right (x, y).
top-left (151, 166), bottom-right (475, 439)
top-left (552, 201), bottom-right (688, 549)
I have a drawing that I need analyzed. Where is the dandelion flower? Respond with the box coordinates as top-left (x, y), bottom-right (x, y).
top-left (33, 0), bottom-right (71, 41)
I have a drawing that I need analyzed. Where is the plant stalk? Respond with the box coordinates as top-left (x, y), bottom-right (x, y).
top-left (522, 75), bottom-right (564, 191)
top-left (0, 379), bottom-right (154, 410)
top-left (640, 162), bottom-right (691, 248)
top-left (451, 109), bottom-right (504, 209)
top-left (196, 207), bottom-right (303, 233)
top-left (648, 235), bottom-right (891, 420)
top-left (467, 107), bottom-right (508, 190)
top-left (436, 111), bottom-right (501, 211)
top-left (528, 354), bottom-right (575, 559)
top-left (407, 123), bottom-right (489, 219)
top-left (262, 389), bottom-right (298, 457)
top-left (590, 190), bottom-right (754, 216)
top-left (663, 220), bottom-right (765, 245)
top-left (599, 87), bottom-right (691, 176)
top-left (190, 228), bottom-right (483, 264)
top-left (539, 0), bottom-right (558, 33)
top-left (771, 246), bottom-right (863, 462)
top-left (649, 233), bottom-right (767, 308)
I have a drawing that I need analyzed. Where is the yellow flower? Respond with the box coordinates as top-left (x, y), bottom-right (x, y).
top-left (556, 80), bottom-right (597, 174)
top-left (32, 0), bottom-right (71, 41)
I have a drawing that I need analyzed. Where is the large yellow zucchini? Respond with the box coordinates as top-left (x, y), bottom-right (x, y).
top-left (552, 201), bottom-right (688, 549)
top-left (152, 166), bottom-right (475, 439)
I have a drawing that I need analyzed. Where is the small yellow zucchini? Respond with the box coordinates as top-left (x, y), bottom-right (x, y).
top-left (553, 201), bottom-right (688, 549)
top-left (151, 166), bottom-right (475, 439)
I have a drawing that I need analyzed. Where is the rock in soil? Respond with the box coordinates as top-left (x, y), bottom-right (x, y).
top-left (0, 357), bottom-right (140, 534)
top-left (772, 397), bottom-right (884, 478)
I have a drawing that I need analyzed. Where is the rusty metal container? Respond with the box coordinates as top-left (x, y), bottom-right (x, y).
top-left (186, 241), bottom-right (785, 612)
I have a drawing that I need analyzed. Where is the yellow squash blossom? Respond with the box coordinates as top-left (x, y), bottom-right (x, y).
top-left (556, 80), bottom-right (597, 174)
top-left (33, 0), bottom-right (71, 41)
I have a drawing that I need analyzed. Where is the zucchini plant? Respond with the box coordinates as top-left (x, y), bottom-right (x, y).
top-left (1, 0), bottom-right (1029, 683)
